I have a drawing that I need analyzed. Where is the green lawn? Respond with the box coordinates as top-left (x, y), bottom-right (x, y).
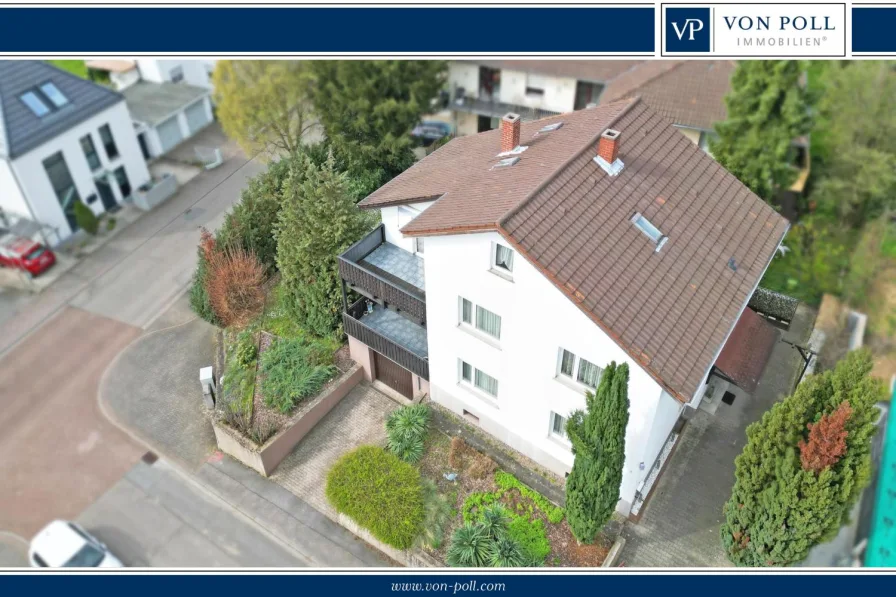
top-left (48, 60), bottom-right (88, 79)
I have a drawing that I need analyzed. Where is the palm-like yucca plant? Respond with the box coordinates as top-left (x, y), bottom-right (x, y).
top-left (446, 523), bottom-right (491, 568)
top-left (487, 537), bottom-right (528, 568)
top-left (386, 404), bottom-right (430, 463)
top-left (479, 504), bottom-right (510, 540)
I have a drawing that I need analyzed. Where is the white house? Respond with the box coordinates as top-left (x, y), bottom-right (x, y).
top-left (86, 59), bottom-right (216, 91)
top-left (0, 61), bottom-right (151, 243)
top-left (340, 98), bottom-right (789, 516)
top-left (85, 59), bottom-right (216, 159)
top-left (447, 60), bottom-right (733, 153)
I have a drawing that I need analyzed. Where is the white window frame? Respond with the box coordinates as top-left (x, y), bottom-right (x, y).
top-left (458, 359), bottom-right (499, 400)
top-left (549, 411), bottom-right (570, 443)
top-left (490, 242), bottom-right (515, 281)
top-left (458, 296), bottom-right (501, 343)
top-left (555, 347), bottom-right (603, 391)
top-left (170, 65), bottom-right (185, 83)
top-left (414, 236), bottom-right (425, 257)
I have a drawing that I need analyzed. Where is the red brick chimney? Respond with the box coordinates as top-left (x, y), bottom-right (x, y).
top-left (501, 113), bottom-right (521, 153)
top-left (597, 129), bottom-right (621, 164)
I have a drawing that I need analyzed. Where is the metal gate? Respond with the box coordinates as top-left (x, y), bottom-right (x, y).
top-left (374, 351), bottom-right (413, 399)
top-left (157, 115), bottom-right (184, 153)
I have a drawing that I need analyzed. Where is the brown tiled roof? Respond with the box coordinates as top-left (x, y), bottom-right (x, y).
top-left (713, 308), bottom-right (779, 394)
top-left (358, 99), bottom-right (636, 232)
top-left (473, 60), bottom-right (644, 83)
top-left (601, 61), bottom-right (735, 131)
top-left (360, 97), bottom-right (789, 402)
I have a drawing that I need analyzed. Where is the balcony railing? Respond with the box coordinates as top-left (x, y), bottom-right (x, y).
top-left (343, 298), bottom-right (429, 380)
top-left (452, 95), bottom-right (560, 122)
top-left (339, 224), bottom-right (427, 322)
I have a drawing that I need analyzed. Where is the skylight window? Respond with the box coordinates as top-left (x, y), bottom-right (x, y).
top-left (492, 157), bottom-right (520, 170)
top-left (538, 122), bottom-right (564, 133)
top-left (20, 91), bottom-right (49, 117)
top-left (631, 212), bottom-right (668, 252)
top-left (39, 82), bottom-right (69, 108)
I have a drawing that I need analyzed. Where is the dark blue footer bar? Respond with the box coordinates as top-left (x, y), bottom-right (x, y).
top-left (2, 574), bottom-right (895, 595)
top-left (0, 7), bottom-right (654, 54)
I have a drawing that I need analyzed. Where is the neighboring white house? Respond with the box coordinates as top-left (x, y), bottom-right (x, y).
top-left (84, 59), bottom-right (216, 160)
top-left (447, 60), bottom-right (733, 154)
top-left (0, 61), bottom-right (151, 244)
top-left (341, 99), bottom-right (789, 515)
top-left (122, 82), bottom-right (214, 159)
top-left (86, 59), bottom-right (216, 91)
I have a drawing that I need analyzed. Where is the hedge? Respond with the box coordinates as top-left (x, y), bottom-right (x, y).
top-left (325, 446), bottom-right (424, 549)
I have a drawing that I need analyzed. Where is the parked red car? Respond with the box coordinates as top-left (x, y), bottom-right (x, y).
top-left (0, 233), bottom-right (56, 277)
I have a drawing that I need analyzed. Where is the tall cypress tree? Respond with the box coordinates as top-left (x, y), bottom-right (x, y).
top-left (721, 350), bottom-right (882, 566)
top-left (565, 362), bottom-right (630, 543)
top-left (275, 152), bottom-right (374, 337)
top-left (711, 61), bottom-right (813, 202)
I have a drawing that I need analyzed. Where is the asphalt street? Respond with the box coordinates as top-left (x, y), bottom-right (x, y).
top-left (0, 131), bottom-right (263, 541)
top-left (77, 459), bottom-right (306, 567)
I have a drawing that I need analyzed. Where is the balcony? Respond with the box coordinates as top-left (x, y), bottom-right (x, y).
top-left (339, 224), bottom-right (426, 322)
top-left (343, 297), bottom-right (429, 380)
top-left (452, 95), bottom-right (560, 122)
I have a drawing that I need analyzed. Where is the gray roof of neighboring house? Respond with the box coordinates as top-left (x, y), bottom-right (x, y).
top-left (0, 61), bottom-right (124, 159)
top-left (122, 81), bottom-right (209, 127)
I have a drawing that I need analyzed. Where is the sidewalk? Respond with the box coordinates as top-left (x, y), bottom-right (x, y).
top-left (199, 454), bottom-right (393, 567)
top-left (99, 294), bottom-right (217, 472)
top-left (99, 293), bottom-right (393, 567)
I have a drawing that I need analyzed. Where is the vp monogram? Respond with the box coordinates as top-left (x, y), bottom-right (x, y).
top-left (671, 18), bottom-right (705, 41)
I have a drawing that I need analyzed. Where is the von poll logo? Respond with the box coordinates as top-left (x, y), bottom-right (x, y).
top-left (666, 7), bottom-right (710, 52)
top-left (663, 4), bottom-right (846, 57)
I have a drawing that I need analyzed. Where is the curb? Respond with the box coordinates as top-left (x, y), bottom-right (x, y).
top-left (602, 537), bottom-right (627, 567)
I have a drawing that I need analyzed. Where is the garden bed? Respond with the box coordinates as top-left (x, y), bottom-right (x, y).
top-left (417, 428), bottom-right (613, 567)
top-left (213, 328), bottom-right (361, 476)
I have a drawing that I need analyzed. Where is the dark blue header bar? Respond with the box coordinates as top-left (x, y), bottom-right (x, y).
top-left (0, 7), bottom-right (655, 54)
top-left (853, 6), bottom-right (896, 53)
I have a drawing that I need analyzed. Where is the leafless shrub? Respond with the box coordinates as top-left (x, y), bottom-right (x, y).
top-left (205, 244), bottom-right (268, 329)
top-left (448, 436), bottom-right (466, 469)
top-left (468, 453), bottom-right (497, 479)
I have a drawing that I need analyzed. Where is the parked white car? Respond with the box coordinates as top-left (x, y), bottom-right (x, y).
top-left (29, 520), bottom-right (123, 568)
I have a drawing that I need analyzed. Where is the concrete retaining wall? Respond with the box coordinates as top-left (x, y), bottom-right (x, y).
top-left (213, 363), bottom-right (364, 476)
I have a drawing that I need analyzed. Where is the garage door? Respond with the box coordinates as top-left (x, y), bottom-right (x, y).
top-left (157, 115), bottom-right (184, 154)
top-left (185, 100), bottom-right (211, 135)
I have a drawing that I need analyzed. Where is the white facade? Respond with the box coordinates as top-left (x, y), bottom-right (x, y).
top-left (378, 206), bottom-right (683, 514)
top-left (136, 59), bottom-right (215, 89)
top-left (0, 101), bottom-right (150, 242)
top-left (135, 95), bottom-right (215, 159)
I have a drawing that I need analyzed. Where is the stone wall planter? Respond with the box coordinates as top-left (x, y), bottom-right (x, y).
top-left (334, 512), bottom-right (440, 568)
top-left (133, 173), bottom-right (178, 211)
top-left (212, 363), bottom-right (364, 476)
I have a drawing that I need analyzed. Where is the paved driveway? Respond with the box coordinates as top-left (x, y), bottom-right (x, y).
top-left (619, 305), bottom-right (816, 567)
top-left (0, 307), bottom-right (144, 538)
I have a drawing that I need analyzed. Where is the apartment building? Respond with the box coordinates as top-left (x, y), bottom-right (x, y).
top-left (0, 61), bottom-right (151, 243)
top-left (340, 97), bottom-right (788, 515)
top-left (447, 60), bottom-right (733, 152)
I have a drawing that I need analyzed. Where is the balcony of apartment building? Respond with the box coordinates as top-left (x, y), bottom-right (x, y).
top-left (339, 224), bottom-right (429, 398)
top-left (450, 65), bottom-right (560, 131)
